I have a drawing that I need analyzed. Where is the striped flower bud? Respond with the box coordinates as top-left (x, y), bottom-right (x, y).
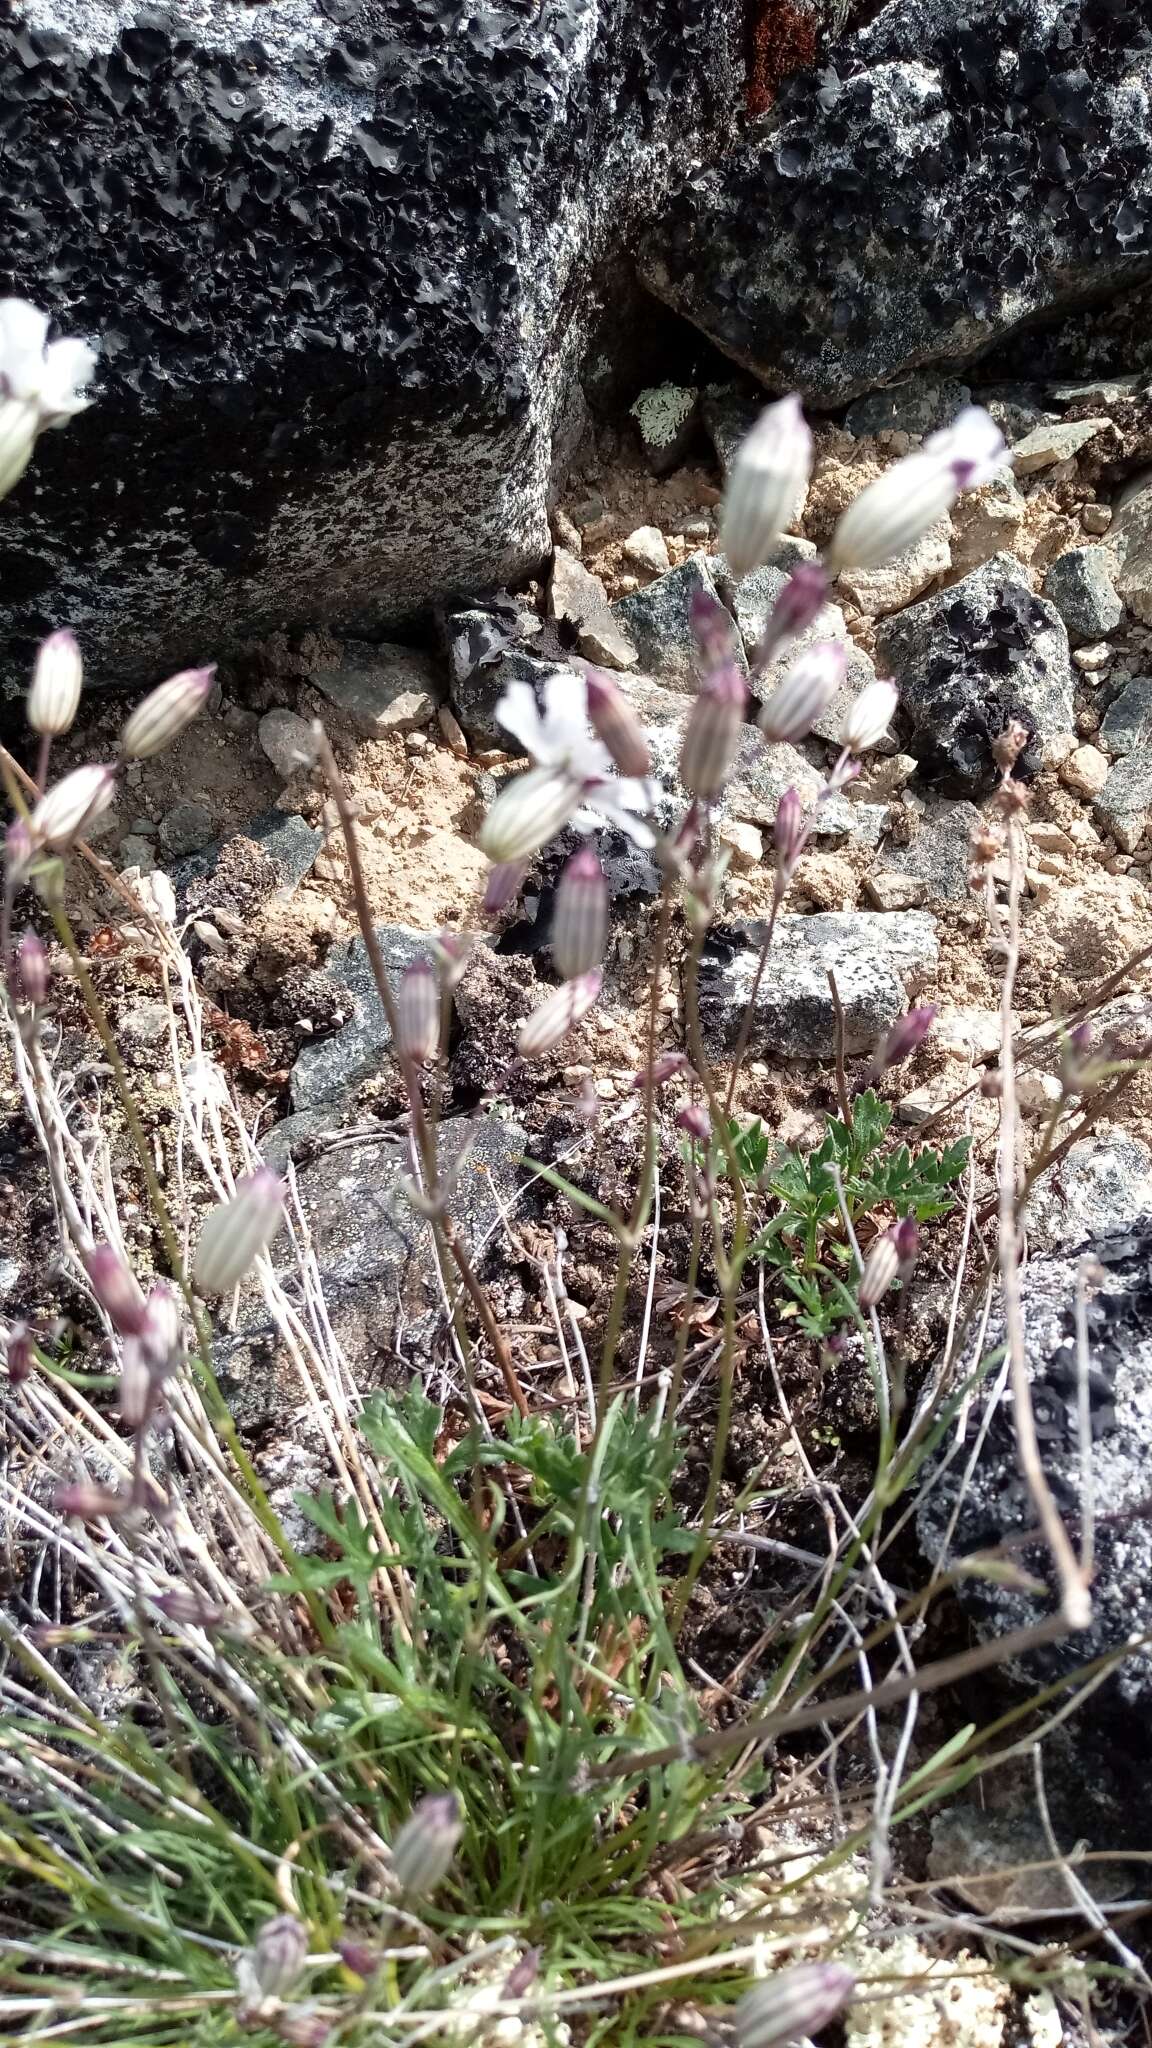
top-left (876, 1003), bottom-right (936, 1070)
top-left (733, 1963), bottom-right (856, 2048)
top-left (396, 959), bottom-right (440, 1063)
top-left (138, 1282), bottom-right (183, 1378)
top-left (773, 786), bottom-right (806, 870)
top-left (676, 1104), bottom-right (711, 1145)
top-left (391, 1793), bottom-right (462, 1898)
top-left (479, 766), bottom-right (583, 864)
top-left (842, 677), bottom-right (899, 753)
top-left (82, 1243), bottom-right (150, 1338)
top-left (120, 665), bottom-right (216, 760)
top-left (585, 669), bottom-right (651, 778)
top-left (892, 1215), bottom-right (920, 1268)
top-left (5, 1323), bottom-right (34, 1385)
top-left (12, 929), bottom-right (48, 1007)
top-left (679, 662), bottom-right (747, 802)
top-left (859, 1231), bottom-right (902, 1308)
top-left (55, 1482), bottom-right (129, 1522)
top-left (193, 1168), bottom-right (286, 1295)
top-left (517, 970), bottom-right (602, 1058)
top-left (154, 1587), bottom-right (224, 1629)
top-left (118, 1336), bottom-right (153, 1430)
top-left (30, 763), bottom-right (117, 849)
top-left (28, 629), bottom-right (83, 738)
top-left (720, 394), bottom-right (813, 582)
top-left (552, 847), bottom-right (608, 978)
top-left (242, 1915), bottom-right (309, 2004)
top-left (828, 411), bottom-right (1003, 572)
top-left (754, 561), bottom-right (829, 668)
top-left (6, 818), bottom-right (33, 884)
top-left (633, 1050), bottom-right (691, 1089)
top-left (275, 2011), bottom-right (332, 2047)
top-left (483, 859), bottom-right (528, 916)
top-left (758, 640), bottom-right (845, 743)
top-left (689, 589), bottom-right (741, 675)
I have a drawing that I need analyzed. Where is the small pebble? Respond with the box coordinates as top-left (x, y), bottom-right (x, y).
top-left (1076, 707), bottom-right (1100, 735)
top-left (1060, 744), bottom-right (1110, 797)
top-left (622, 524), bottom-right (671, 576)
top-left (1072, 642), bottom-right (1113, 673)
top-left (1081, 502), bottom-right (1112, 535)
top-left (405, 730), bottom-right (429, 754)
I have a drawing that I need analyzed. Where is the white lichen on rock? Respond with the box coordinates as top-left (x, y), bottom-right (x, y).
top-left (844, 1932), bottom-right (1009, 2048)
top-left (630, 382), bottom-right (696, 448)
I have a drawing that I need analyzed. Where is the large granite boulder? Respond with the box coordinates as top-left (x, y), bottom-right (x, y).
top-left (0, 0), bottom-right (740, 682)
top-left (640, 0), bottom-right (1152, 404)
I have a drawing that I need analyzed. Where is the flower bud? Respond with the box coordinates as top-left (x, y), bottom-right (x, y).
top-left (275, 2012), bottom-right (332, 2047)
top-left (876, 1003), bottom-right (936, 1070)
top-left (773, 786), bottom-right (806, 870)
top-left (396, 959), bottom-right (440, 1064)
top-left (753, 562), bottom-right (829, 668)
top-left (5, 1323), bottom-right (34, 1385)
top-left (758, 641), bottom-right (845, 744)
top-left (483, 860), bottom-right (528, 916)
top-left (12, 929), bottom-right (48, 1007)
top-left (679, 662), bottom-right (747, 802)
top-left (6, 818), bottom-right (33, 884)
top-left (30, 763), bottom-right (118, 849)
top-left (502, 1949), bottom-right (541, 1999)
top-left (689, 589), bottom-right (741, 675)
top-left (82, 1243), bottom-right (150, 1338)
top-left (193, 1168), bottom-right (286, 1295)
top-left (139, 1282), bottom-right (183, 1379)
top-left (479, 766), bottom-right (583, 864)
top-left (827, 454), bottom-right (955, 572)
top-left (56, 1482), bottom-right (129, 1522)
top-left (720, 394), bottom-right (813, 582)
top-left (154, 1587), bottom-right (223, 1628)
top-left (991, 719), bottom-right (1029, 771)
top-left (552, 847), bottom-right (608, 979)
top-left (892, 1215), bottom-right (920, 1267)
top-left (733, 1963), bottom-right (856, 2048)
top-left (431, 931), bottom-right (475, 989)
top-left (120, 666), bottom-right (216, 760)
top-left (27, 629), bottom-right (82, 738)
top-left (633, 1050), bottom-right (692, 1089)
top-left (241, 1915), bottom-right (309, 2004)
top-left (517, 971), bottom-right (602, 1058)
top-left (841, 678), bottom-right (898, 754)
top-left (585, 669), bottom-right (651, 778)
top-left (118, 1337), bottom-right (154, 1430)
top-left (336, 1938), bottom-right (380, 1981)
top-left (676, 1104), bottom-right (711, 1145)
top-left (859, 1232), bottom-right (901, 1308)
top-left (391, 1792), bottom-right (462, 1897)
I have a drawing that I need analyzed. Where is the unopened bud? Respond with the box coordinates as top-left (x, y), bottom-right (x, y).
top-left (335, 1938), bottom-right (379, 1981)
top-left (5, 1323), bottom-right (34, 1384)
top-left (479, 766), bottom-right (582, 863)
top-left (56, 1482), bottom-right (129, 1521)
top-left (391, 1792), bottom-right (462, 1897)
top-left (431, 931), bottom-right (475, 989)
top-left (30, 763), bottom-right (118, 849)
top-left (828, 408), bottom-right (1006, 572)
top-left (689, 589), bottom-right (741, 675)
top-left (12, 929), bottom-right (48, 1006)
top-left (154, 1587), bottom-right (223, 1628)
top-left (517, 971), bottom-right (602, 1058)
top-left (118, 1339), bottom-right (153, 1430)
top-left (876, 1003), bottom-right (937, 1070)
top-left (193, 1168), bottom-right (286, 1295)
top-left (676, 1104), bottom-right (711, 1145)
top-left (552, 846), bottom-right (608, 979)
top-left (396, 959), bottom-right (440, 1064)
top-left (892, 1215), bottom-right (920, 1266)
top-left (633, 1050), bottom-right (692, 1089)
top-left (483, 859), bottom-right (527, 916)
top-left (275, 2011), bottom-right (332, 2048)
top-left (138, 1281), bottom-right (183, 1379)
top-left (82, 1243), bottom-right (150, 1338)
top-left (679, 662), bottom-right (747, 801)
top-left (120, 666), bottom-right (215, 759)
top-left (28, 629), bottom-right (82, 737)
top-left (720, 394), bottom-right (813, 582)
top-left (733, 1963), bottom-right (856, 2048)
top-left (841, 678), bottom-right (899, 754)
top-left (758, 641), bottom-right (845, 743)
top-left (992, 719), bottom-right (1029, 770)
top-left (773, 786), bottom-right (806, 870)
top-left (240, 1915), bottom-right (309, 2005)
top-left (754, 561), bottom-right (829, 668)
top-left (502, 1949), bottom-right (542, 1999)
top-left (585, 669), bottom-right (651, 777)
top-left (859, 1232), bottom-right (902, 1308)
top-left (6, 818), bottom-right (33, 884)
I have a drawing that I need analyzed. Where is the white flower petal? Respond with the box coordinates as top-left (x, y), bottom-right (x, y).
top-left (0, 299), bottom-right (50, 399)
top-left (40, 337), bottom-right (97, 422)
top-left (494, 680), bottom-right (547, 760)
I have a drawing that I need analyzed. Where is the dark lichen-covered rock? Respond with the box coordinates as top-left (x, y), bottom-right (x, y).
top-left (0, 0), bottom-right (740, 682)
top-left (874, 553), bottom-right (1074, 796)
top-left (641, 0), bottom-right (1152, 403)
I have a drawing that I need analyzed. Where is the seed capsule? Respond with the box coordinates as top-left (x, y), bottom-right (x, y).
top-left (679, 662), bottom-right (747, 801)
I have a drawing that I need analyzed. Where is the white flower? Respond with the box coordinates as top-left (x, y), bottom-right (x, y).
top-left (923, 404), bottom-right (1008, 490)
top-left (827, 405), bottom-right (1007, 571)
top-left (0, 299), bottom-right (97, 501)
top-left (842, 678), bottom-right (899, 753)
top-left (480, 674), bottom-right (654, 863)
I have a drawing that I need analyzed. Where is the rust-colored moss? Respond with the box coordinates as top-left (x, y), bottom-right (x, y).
top-left (746, 0), bottom-right (820, 116)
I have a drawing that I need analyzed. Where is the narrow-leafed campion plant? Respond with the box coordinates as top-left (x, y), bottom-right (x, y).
top-left (1, 370), bottom-right (1144, 2046)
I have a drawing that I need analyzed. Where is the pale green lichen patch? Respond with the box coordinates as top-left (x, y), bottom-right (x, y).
top-left (630, 381), bottom-right (696, 447)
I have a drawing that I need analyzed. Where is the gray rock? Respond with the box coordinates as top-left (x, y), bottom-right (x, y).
top-left (874, 554), bottom-right (1074, 796)
top-left (1042, 548), bottom-right (1124, 644)
top-left (845, 375), bottom-right (971, 439)
top-left (917, 1220), bottom-right (1152, 1720)
top-left (259, 709), bottom-right (314, 783)
top-left (217, 1113), bottom-right (529, 1427)
top-left (701, 384), bottom-right (762, 477)
top-left (1010, 417), bottom-right (1111, 474)
top-left (159, 800), bottom-right (215, 859)
top-left (877, 799), bottom-right (982, 905)
top-left (612, 554), bottom-right (744, 693)
top-left (445, 604), bottom-right (523, 688)
top-left (639, 0), bottom-right (1152, 404)
top-left (117, 833), bottom-right (157, 872)
top-left (701, 910), bottom-right (938, 1059)
top-left (1026, 1132), bottom-right (1152, 1257)
top-left (1106, 478), bottom-right (1152, 625)
top-left (928, 1787), bottom-right (1146, 1921)
top-left (1094, 750), bottom-right (1152, 852)
top-left (1100, 674), bottom-right (1152, 756)
top-left (168, 807), bottom-right (324, 908)
top-left (290, 926), bottom-right (432, 1110)
top-left (311, 643), bottom-right (441, 738)
top-left (450, 648), bottom-right (571, 752)
top-left (259, 1106), bottom-right (341, 1176)
top-left (0, 2), bottom-right (736, 682)
top-left (549, 550), bottom-right (636, 671)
